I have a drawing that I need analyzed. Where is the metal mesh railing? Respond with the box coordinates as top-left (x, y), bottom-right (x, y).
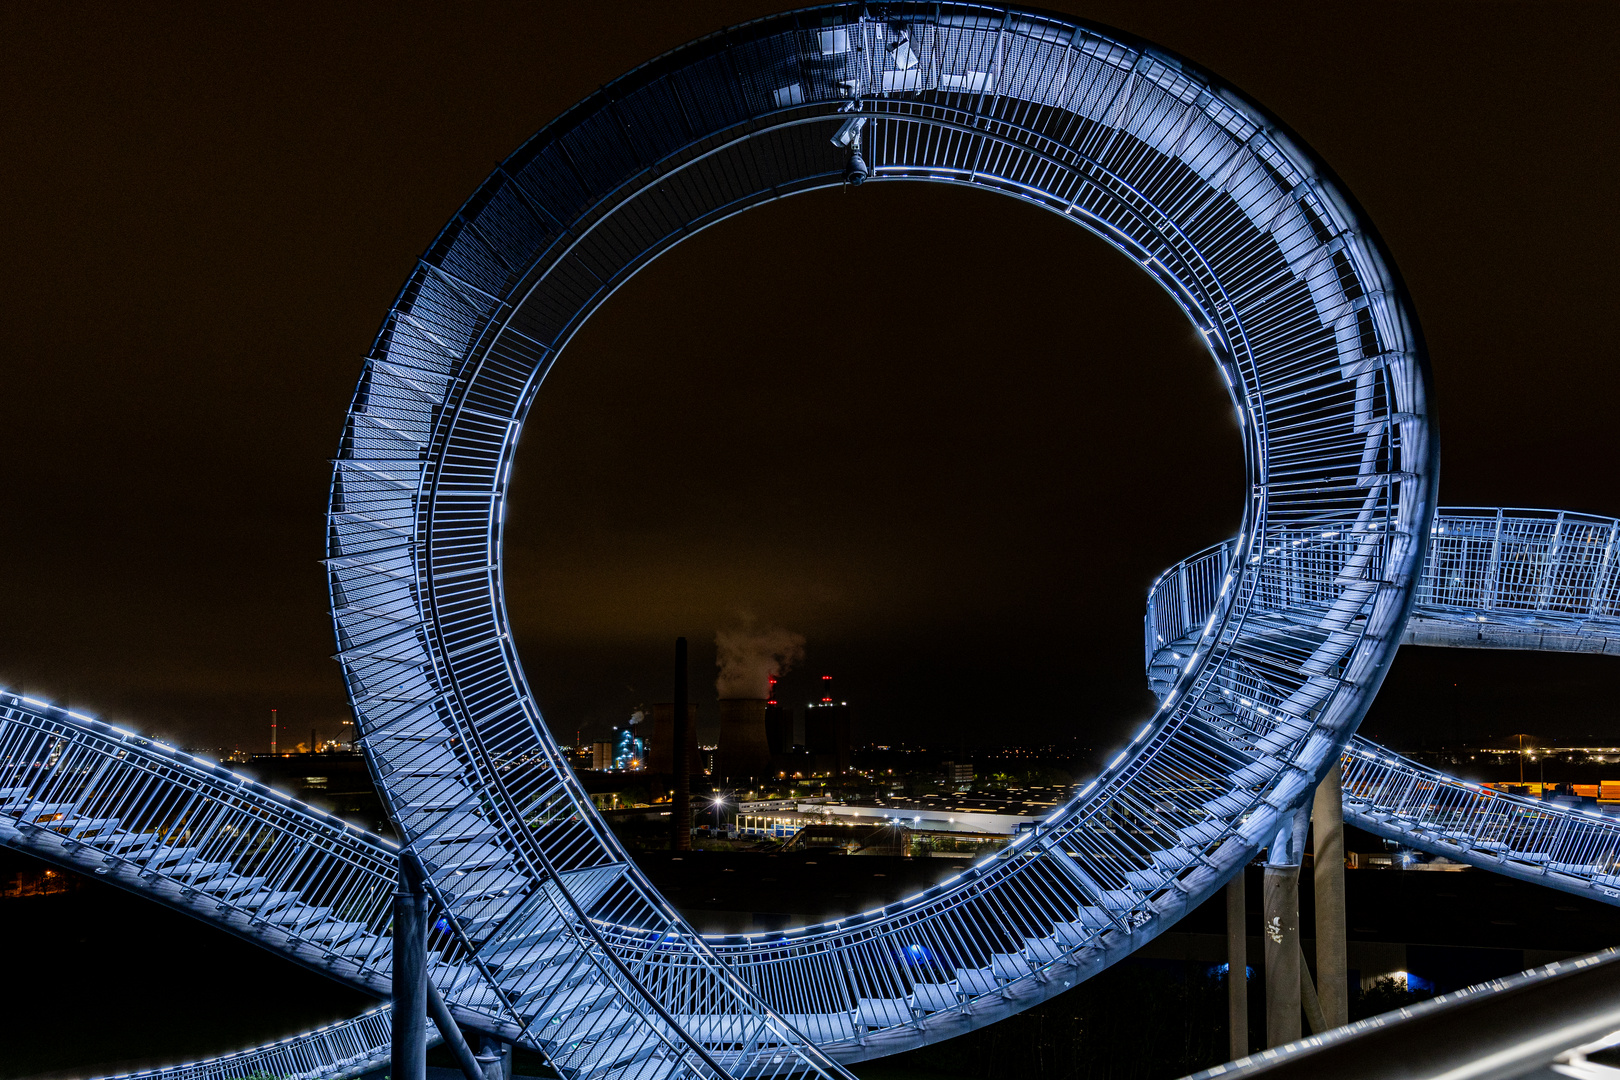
top-left (1339, 742), bottom-right (1620, 887)
top-left (92, 1007), bottom-right (403, 1080)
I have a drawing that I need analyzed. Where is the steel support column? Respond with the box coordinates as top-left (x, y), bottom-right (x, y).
top-left (1228, 869), bottom-right (1250, 1060)
top-left (428, 980), bottom-right (488, 1080)
top-left (392, 857), bottom-right (429, 1080)
top-left (478, 1033), bottom-right (513, 1080)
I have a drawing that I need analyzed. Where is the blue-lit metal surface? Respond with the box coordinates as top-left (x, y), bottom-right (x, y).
top-left (1147, 507), bottom-right (1620, 905)
top-left (89, 1008), bottom-right (406, 1080)
top-left (0, 693), bottom-right (511, 1031)
top-left (1340, 744), bottom-right (1620, 902)
top-left (1181, 948), bottom-right (1620, 1080)
top-left (324, 2), bottom-right (1433, 1073)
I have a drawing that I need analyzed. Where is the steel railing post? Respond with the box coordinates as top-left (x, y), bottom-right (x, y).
top-left (1484, 510), bottom-right (1503, 611)
top-left (1538, 512), bottom-right (1566, 610)
top-left (1592, 522), bottom-right (1618, 618)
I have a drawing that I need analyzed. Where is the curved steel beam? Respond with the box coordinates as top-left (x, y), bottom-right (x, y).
top-left (326, 3), bottom-right (1434, 1071)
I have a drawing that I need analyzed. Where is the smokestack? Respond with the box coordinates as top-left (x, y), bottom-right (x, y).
top-left (271, 708), bottom-right (277, 755)
top-left (672, 638), bottom-right (691, 852)
top-left (764, 675), bottom-right (791, 759)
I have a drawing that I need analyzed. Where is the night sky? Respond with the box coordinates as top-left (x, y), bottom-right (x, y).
top-left (5, 3), bottom-right (1618, 760)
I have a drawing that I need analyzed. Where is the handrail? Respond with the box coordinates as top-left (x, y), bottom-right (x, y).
top-left (92, 1007), bottom-right (413, 1080)
top-left (1181, 948), bottom-right (1620, 1080)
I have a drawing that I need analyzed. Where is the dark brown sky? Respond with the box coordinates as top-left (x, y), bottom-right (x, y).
top-left (4, 3), bottom-right (1617, 756)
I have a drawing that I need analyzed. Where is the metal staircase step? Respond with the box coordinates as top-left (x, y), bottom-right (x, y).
top-left (954, 966), bottom-right (995, 995)
top-left (139, 845), bottom-right (201, 867)
top-left (13, 802), bottom-right (77, 822)
top-left (260, 904), bottom-right (333, 928)
top-left (443, 864), bottom-right (527, 902)
top-left (912, 982), bottom-right (959, 1011)
top-left (171, 860), bottom-right (235, 882)
top-left (58, 816), bottom-right (120, 838)
top-left (487, 934), bottom-right (573, 973)
top-left (538, 1003), bottom-right (637, 1048)
top-left (857, 997), bottom-right (913, 1027)
top-left (552, 1030), bottom-right (653, 1072)
top-left (100, 830), bottom-right (162, 853)
top-left (596, 1052), bottom-right (681, 1080)
top-left (1024, 934), bottom-right (1066, 963)
top-left (301, 919), bottom-right (370, 944)
top-left (427, 841), bottom-right (511, 875)
top-left (525, 980), bottom-right (615, 1023)
top-left (206, 875), bottom-right (269, 897)
top-left (330, 932), bottom-right (387, 958)
top-left (239, 889), bottom-right (304, 914)
top-left (991, 952), bottom-right (1031, 980)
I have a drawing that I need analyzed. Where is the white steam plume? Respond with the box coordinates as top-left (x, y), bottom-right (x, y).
top-left (715, 620), bottom-right (805, 700)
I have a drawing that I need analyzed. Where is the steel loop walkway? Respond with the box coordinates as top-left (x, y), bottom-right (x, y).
top-left (4, 3), bottom-right (1529, 1077)
top-left (319, 3), bottom-right (1433, 1074)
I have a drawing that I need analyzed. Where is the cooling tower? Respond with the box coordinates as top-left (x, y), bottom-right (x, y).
top-left (717, 697), bottom-right (770, 782)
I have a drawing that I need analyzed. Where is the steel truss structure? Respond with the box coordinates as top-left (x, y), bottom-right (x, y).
top-left (0, 5), bottom-right (1605, 1080)
top-left (324, 3), bottom-right (1434, 1075)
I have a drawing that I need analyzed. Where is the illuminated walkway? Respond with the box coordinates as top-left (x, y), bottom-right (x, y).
top-left (1, 5), bottom-right (1603, 1079)
top-left (1148, 508), bottom-right (1620, 904)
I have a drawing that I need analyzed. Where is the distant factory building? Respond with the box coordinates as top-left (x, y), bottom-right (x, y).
top-left (591, 741), bottom-right (613, 771)
top-left (804, 790), bottom-right (1062, 836)
top-left (613, 726), bottom-right (644, 770)
top-left (805, 675), bottom-right (852, 775)
top-left (648, 702), bottom-right (699, 775)
top-left (732, 790), bottom-right (1066, 844)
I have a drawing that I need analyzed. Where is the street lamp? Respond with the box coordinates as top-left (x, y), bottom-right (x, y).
top-left (1509, 733), bottom-right (1533, 783)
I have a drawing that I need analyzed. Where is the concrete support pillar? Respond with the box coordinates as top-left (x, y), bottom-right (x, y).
top-left (1227, 870), bottom-right (1249, 1060)
top-left (1263, 863), bottom-right (1302, 1047)
top-left (1313, 763), bottom-right (1349, 1028)
top-left (391, 859), bottom-right (429, 1080)
top-left (1263, 804), bottom-right (1310, 1048)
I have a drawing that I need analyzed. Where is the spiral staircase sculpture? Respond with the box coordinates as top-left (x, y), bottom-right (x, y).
top-left (0, 5), bottom-right (1608, 1079)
